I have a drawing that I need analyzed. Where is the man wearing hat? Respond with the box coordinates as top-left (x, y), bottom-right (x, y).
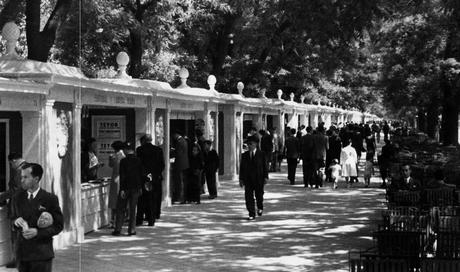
top-left (239, 135), bottom-right (268, 220)
top-left (11, 162), bottom-right (63, 272)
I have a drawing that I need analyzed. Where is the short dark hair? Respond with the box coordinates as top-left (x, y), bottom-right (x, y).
top-left (140, 134), bottom-right (152, 143)
top-left (22, 163), bottom-right (43, 181)
top-left (290, 128), bottom-right (297, 135)
top-left (111, 140), bottom-right (125, 151)
top-left (124, 141), bottom-right (134, 151)
top-left (8, 152), bottom-right (22, 161)
top-left (306, 126), bottom-right (313, 133)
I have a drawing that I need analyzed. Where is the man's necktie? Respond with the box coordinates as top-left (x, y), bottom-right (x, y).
top-left (28, 194), bottom-right (33, 202)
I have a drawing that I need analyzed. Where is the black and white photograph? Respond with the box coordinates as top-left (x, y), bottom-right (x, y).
top-left (1, 0), bottom-right (460, 271)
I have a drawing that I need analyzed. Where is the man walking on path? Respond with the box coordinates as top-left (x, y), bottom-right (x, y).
top-left (136, 134), bottom-right (165, 225)
top-left (203, 140), bottom-right (219, 199)
top-left (284, 128), bottom-right (300, 185)
top-left (113, 142), bottom-right (144, 236)
top-left (239, 136), bottom-right (268, 220)
top-left (171, 131), bottom-right (189, 204)
top-left (313, 126), bottom-right (329, 188)
top-left (12, 163), bottom-right (63, 272)
top-left (301, 126), bottom-right (315, 188)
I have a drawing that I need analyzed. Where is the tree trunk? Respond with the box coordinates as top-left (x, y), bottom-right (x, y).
top-left (211, 14), bottom-right (238, 77)
top-left (26, 0), bottom-right (71, 62)
top-left (128, 28), bottom-right (143, 78)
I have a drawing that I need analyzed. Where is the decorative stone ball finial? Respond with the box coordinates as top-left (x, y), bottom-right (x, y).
top-left (290, 93), bottom-right (295, 101)
top-left (115, 52), bottom-right (132, 79)
top-left (300, 94), bottom-right (305, 104)
top-left (178, 68), bottom-right (189, 88)
top-left (237, 82), bottom-right (244, 96)
top-left (207, 75), bottom-right (217, 91)
top-left (0, 22), bottom-right (21, 60)
top-left (277, 89), bottom-right (283, 100)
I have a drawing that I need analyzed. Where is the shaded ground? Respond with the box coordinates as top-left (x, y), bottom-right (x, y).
top-left (2, 155), bottom-right (387, 272)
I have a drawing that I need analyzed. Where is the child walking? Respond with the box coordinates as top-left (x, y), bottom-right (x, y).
top-left (329, 159), bottom-right (341, 189)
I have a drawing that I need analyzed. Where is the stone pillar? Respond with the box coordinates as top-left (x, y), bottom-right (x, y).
top-left (235, 112), bottom-right (243, 175)
top-left (147, 97), bottom-right (155, 142)
top-left (213, 111), bottom-right (219, 186)
top-left (164, 104), bottom-right (171, 207)
top-left (43, 99), bottom-right (55, 193)
top-left (310, 111), bottom-right (319, 129)
top-left (203, 103), bottom-right (211, 139)
top-left (72, 99), bottom-right (84, 243)
top-left (222, 106), bottom-right (238, 180)
top-left (277, 110), bottom-right (285, 148)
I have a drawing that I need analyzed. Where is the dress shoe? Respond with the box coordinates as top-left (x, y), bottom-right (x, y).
top-left (148, 222), bottom-right (154, 226)
top-left (6, 261), bottom-right (17, 268)
top-left (179, 201), bottom-right (186, 204)
top-left (128, 231), bottom-right (136, 236)
top-left (257, 209), bottom-right (263, 216)
top-left (208, 195), bottom-right (217, 199)
top-left (111, 231), bottom-right (121, 236)
top-left (247, 216), bottom-right (255, 220)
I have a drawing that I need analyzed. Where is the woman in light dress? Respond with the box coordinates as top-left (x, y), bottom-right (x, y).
top-left (108, 141), bottom-right (125, 227)
top-left (340, 138), bottom-right (358, 187)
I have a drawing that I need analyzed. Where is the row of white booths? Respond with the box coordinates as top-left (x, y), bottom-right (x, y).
top-left (0, 56), bottom-right (377, 264)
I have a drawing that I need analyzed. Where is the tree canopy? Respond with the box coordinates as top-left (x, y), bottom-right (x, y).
top-left (1, 0), bottom-right (460, 142)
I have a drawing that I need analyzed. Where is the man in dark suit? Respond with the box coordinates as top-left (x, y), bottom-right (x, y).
top-left (171, 131), bottom-right (189, 204)
top-left (284, 128), bottom-right (300, 185)
top-left (113, 142), bottom-right (144, 236)
top-left (389, 164), bottom-right (421, 192)
top-left (301, 126), bottom-right (315, 188)
top-left (203, 140), bottom-right (219, 199)
top-left (12, 163), bottom-right (63, 272)
top-left (136, 134), bottom-right (165, 226)
top-left (239, 136), bottom-right (268, 220)
top-left (313, 126), bottom-right (329, 188)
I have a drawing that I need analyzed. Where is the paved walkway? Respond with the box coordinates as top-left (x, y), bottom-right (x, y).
top-left (2, 162), bottom-right (387, 272)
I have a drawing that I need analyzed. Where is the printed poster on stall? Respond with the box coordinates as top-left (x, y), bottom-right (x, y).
top-left (91, 115), bottom-right (126, 177)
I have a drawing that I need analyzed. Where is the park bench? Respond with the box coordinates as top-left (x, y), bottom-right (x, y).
top-left (437, 216), bottom-right (460, 232)
top-left (424, 188), bottom-right (455, 207)
top-left (421, 259), bottom-right (460, 272)
top-left (388, 191), bottom-right (421, 207)
top-left (435, 232), bottom-right (460, 259)
top-left (373, 230), bottom-right (427, 258)
top-left (382, 206), bottom-right (420, 217)
top-left (349, 257), bottom-right (410, 272)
